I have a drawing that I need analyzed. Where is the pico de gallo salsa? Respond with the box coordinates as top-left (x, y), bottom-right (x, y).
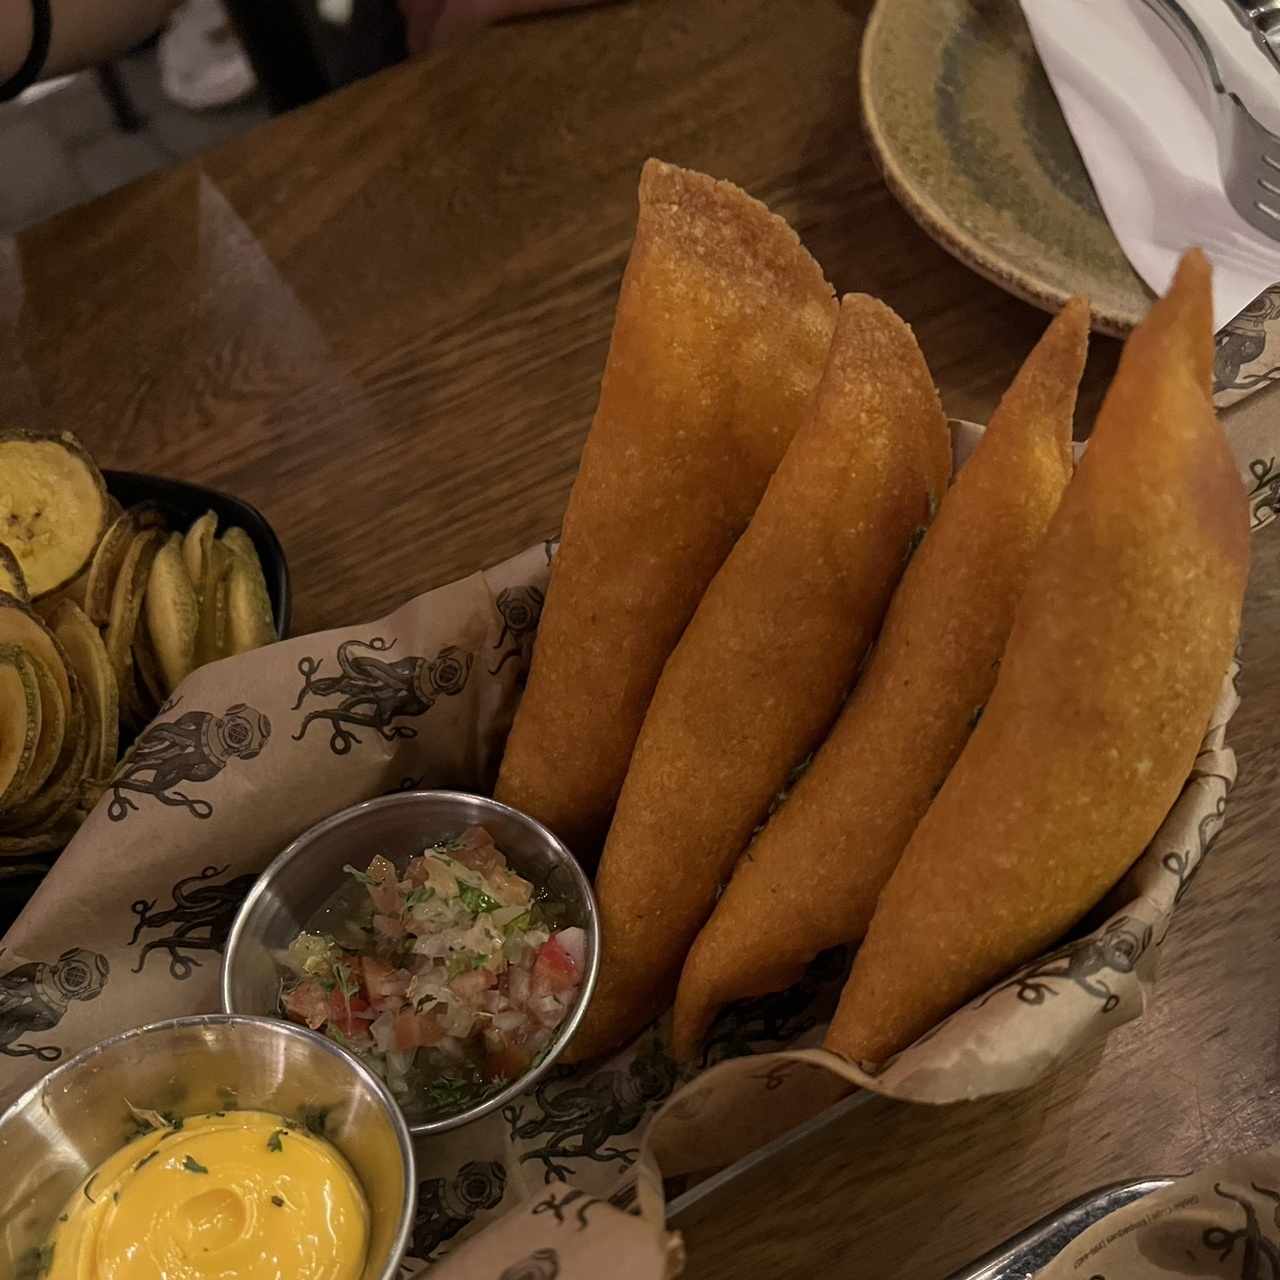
top-left (279, 825), bottom-right (585, 1120)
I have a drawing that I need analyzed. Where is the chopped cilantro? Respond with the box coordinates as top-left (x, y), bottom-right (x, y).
top-left (181, 1156), bottom-right (208, 1174)
top-left (271, 1195), bottom-right (285, 1208)
top-left (300, 1106), bottom-right (329, 1136)
top-left (267, 1130), bottom-right (285, 1152)
top-left (123, 1102), bottom-right (183, 1138)
top-left (458, 883), bottom-right (500, 915)
top-left (447, 950), bottom-right (485, 978)
top-left (420, 1076), bottom-right (483, 1114)
top-left (19, 1242), bottom-right (54, 1278)
top-left (333, 960), bottom-right (359, 1000)
top-left (503, 909), bottom-right (532, 934)
top-left (343, 863), bottom-right (375, 886)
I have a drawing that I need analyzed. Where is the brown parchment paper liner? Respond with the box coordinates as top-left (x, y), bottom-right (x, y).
top-left (1033, 1147), bottom-right (1280, 1278)
top-left (1215, 317), bottom-right (1280, 530)
top-left (0, 424), bottom-right (1253, 1280)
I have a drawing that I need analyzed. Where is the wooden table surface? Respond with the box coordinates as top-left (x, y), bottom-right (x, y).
top-left (3, 2), bottom-right (1277, 1276)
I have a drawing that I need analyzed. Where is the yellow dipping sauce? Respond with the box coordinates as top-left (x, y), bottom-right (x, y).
top-left (45, 1110), bottom-right (369, 1280)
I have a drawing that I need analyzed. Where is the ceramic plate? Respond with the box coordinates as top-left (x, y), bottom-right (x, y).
top-left (860, 0), bottom-right (1151, 336)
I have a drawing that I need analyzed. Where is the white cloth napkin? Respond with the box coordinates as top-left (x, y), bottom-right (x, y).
top-left (1020, 0), bottom-right (1280, 330)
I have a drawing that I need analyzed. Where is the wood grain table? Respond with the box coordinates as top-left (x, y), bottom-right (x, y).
top-left (2, 2), bottom-right (1276, 1277)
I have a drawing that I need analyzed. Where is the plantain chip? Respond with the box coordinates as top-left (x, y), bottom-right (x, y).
top-left (194, 539), bottom-right (229, 669)
top-left (225, 549), bottom-right (275, 655)
top-left (0, 593), bottom-right (73, 764)
top-left (85, 503), bottom-right (165, 626)
top-left (85, 514), bottom-right (133, 627)
top-left (0, 430), bottom-right (109, 600)
top-left (0, 544), bottom-right (30, 605)
top-left (104, 527), bottom-right (162, 697)
top-left (0, 644), bottom-right (39, 809)
top-left (49, 599), bottom-right (118, 783)
top-left (183, 510), bottom-right (218, 585)
top-left (219, 526), bottom-right (255, 562)
top-left (0, 860), bottom-right (49, 879)
top-left (0, 819), bottom-right (81, 856)
top-left (0, 717), bottom-right (87, 836)
top-left (130, 503), bottom-right (166, 532)
top-left (133, 631), bottom-right (167, 714)
top-left (145, 533), bottom-right (197, 693)
top-left (37, 560), bottom-right (90, 618)
top-left (6, 648), bottom-right (66, 810)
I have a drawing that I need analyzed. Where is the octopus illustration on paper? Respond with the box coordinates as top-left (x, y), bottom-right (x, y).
top-left (701, 945), bottom-right (849, 1068)
top-left (499, 1248), bottom-right (560, 1280)
top-left (1214, 286), bottom-right (1280, 394)
top-left (978, 916), bottom-right (1153, 1015)
top-left (129, 864), bottom-right (258, 979)
top-left (292, 637), bottom-right (473, 755)
top-left (1203, 1182), bottom-right (1280, 1277)
top-left (503, 1040), bottom-right (679, 1183)
top-left (531, 1188), bottom-right (607, 1231)
top-left (413, 1160), bottom-right (507, 1259)
top-left (107, 701), bottom-right (271, 821)
top-left (1162, 792), bottom-right (1229, 906)
top-left (751, 1060), bottom-right (814, 1093)
top-left (1247, 457), bottom-right (1280, 530)
top-left (489, 586), bottom-right (545, 675)
top-left (0, 947), bottom-right (109, 1061)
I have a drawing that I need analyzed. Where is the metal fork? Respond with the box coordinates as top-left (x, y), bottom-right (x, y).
top-left (1140, 0), bottom-right (1280, 240)
top-left (1223, 0), bottom-right (1280, 70)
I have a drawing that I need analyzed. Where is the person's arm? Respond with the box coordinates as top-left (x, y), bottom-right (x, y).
top-left (1, 0), bottom-right (179, 85)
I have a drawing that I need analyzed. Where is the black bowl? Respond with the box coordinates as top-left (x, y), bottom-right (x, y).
top-left (0, 476), bottom-right (290, 934)
top-left (104, 470), bottom-right (290, 638)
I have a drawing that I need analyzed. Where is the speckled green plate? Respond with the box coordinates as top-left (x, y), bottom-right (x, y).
top-left (861, 0), bottom-right (1151, 337)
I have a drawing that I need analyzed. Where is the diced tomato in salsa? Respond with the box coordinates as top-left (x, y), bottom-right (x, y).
top-left (328, 989), bottom-right (372, 1036)
top-left (280, 828), bottom-right (585, 1115)
top-left (531, 936), bottom-right (578, 996)
top-left (282, 980), bottom-right (329, 1030)
top-left (393, 1008), bottom-right (444, 1051)
top-left (362, 955), bottom-right (409, 1000)
top-left (450, 827), bottom-right (503, 874)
